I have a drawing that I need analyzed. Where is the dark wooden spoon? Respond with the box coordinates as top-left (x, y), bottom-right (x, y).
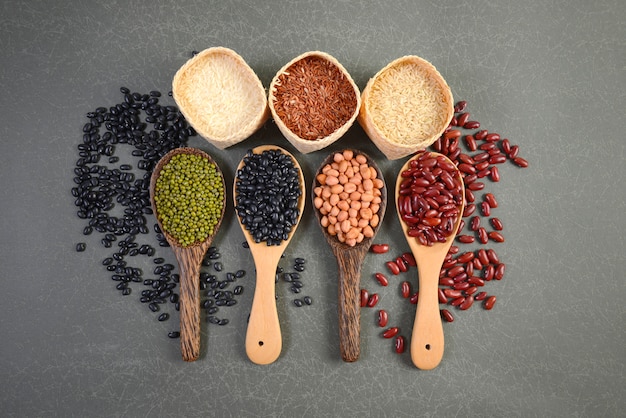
top-left (312, 150), bottom-right (387, 362)
top-left (149, 147), bottom-right (226, 362)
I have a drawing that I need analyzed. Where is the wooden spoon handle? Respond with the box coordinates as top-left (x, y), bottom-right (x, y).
top-left (411, 263), bottom-right (444, 370)
top-left (173, 246), bottom-right (205, 362)
top-left (336, 250), bottom-right (364, 362)
top-left (246, 262), bottom-right (281, 365)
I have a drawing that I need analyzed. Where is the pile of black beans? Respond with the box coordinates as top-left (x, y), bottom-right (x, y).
top-left (234, 149), bottom-right (302, 246)
top-left (71, 87), bottom-right (242, 336)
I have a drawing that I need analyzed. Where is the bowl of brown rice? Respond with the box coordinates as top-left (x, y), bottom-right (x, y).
top-left (268, 51), bottom-right (361, 154)
top-left (172, 47), bottom-right (269, 150)
top-left (358, 55), bottom-right (454, 160)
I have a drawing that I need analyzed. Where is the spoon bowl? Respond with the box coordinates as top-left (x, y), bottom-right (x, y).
top-left (395, 151), bottom-right (465, 370)
top-left (312, 149), bottom-right (387, 362)
top-left (149, 147), bottom-right (226, 362)
top-left (234, 145), bottom-right (306, 365)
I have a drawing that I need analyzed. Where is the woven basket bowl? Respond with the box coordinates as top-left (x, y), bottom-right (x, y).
top-left (268, 51), bottom-right (361, 154)
top-left (172, 47), bottom-right (269, 150)
top-left (358, 55), bottom-right (454, 160)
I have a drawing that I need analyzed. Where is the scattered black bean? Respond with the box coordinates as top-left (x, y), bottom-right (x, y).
top-left (234, 285), bottom-right (244, 295)
top-left (158, 313), bottom-right (169, 321)
top-left (213, 262), bottom-right (223, 272)
top-left (168, 331), bottom-right (180, 338)
top-left (303, 296), bottom-right (313, 305)
top-left (76, 243), bottom-right (86, 252)
top-left (294, 299), bottom-right (304, 307)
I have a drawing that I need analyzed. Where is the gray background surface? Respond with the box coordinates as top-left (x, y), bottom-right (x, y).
top-left (1, 0), bottom-right (624, 417)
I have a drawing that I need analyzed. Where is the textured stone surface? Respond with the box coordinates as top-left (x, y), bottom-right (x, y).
top-left (1, 0), bottom-right (624, 416)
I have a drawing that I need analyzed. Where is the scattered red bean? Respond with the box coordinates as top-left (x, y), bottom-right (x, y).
top-left (444, 289), bottom-right (463, 298)
top-left (475, 129), bottom-right (488, 140)
top-left (478, 227), bottom-right (488, 244)
top-left (370, 243), bottom-right (390, 254)
top-left (441, 309), bottom-right (454, 323)
top-left (457, 235), bottom-right (475, 244)
top-left (487, 249), bottom-right (499, 264)
top-left (385, 261), bottom-right (400, 275)
top-left (485, 133), bottom-right (500, 142)
top-left (395, 335), bottom-right (405, 353)
top-left (400, 281), bottom-right (411, 298)
top-left (490, 217), bottom-right (503, 230)
top-left (483, 295), bottom-right (497, 310)
top-left (477, 249), bottom-right (489, 266)
top-left (490, 166), bottom-right (500, 182)
top-left (513, 157), bottom-right (528, 168)
top-left (459, 296), bottom-right (474, 310)
top-left (360, 289), bottom-right (369, 307)
top-left (483, 265), bottom-right (495, 281)
top-left (382, 327), bottom-right (399, 339)
top-left (409, 291), bottom-right (419, 304)
top-left (465, 135), bottom-right (477, 151)
top-left (401, 252), bottom-right (416, 267)
top-left (489, 231), bottom-right (505, 243)
top-left (457, 251), bottom-right (474, 264)
top-left (494, 263), bottom-right (506, 280)
top-left (463, 120), bottom-right (480, 129)
top-left (367, 293), bottom-right (379, 308)
top-left (457, 112), bottom-right (470, 127)
top-left (450, 296), bottom-right (465, 307)
top-left (375, 272), bottom-right (389, 287)
top-left (484, 193), bottom-right (498, 208)
top-left (454, 101), bottom-right (467, 113)
top-left (438, 288), bottom-right (447, 304)
top-left (378, 309), bottom-right (389, 327)
top-left (395, 257), bottom-right (408, 273)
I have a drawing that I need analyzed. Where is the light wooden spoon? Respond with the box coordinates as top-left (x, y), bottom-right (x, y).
top-left (234, 145), bottom-right (306, 365)
top-left (395, 151), bottom-right (465, 370)
top-left (149, 147), bottom-right (226, 362)
top-left (312, 150), bottom-right (387, 362)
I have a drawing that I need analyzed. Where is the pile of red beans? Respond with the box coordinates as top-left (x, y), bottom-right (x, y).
top-left (364, 100), bottom-right (528, 355)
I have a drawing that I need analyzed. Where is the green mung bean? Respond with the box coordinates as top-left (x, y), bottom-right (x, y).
top-left (154, 153), bottom-right (224, 247)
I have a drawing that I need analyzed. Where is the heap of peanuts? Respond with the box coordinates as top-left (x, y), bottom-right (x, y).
top-left (313, 150), bottom-right (384, 247)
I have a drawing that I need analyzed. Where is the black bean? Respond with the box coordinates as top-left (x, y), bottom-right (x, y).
top-left (208, 316), bottom-right (220, 324)
top-left (157, 313), bottom-right (169, 321)
top-left (303, 296), bottom-right (313, 305)
top-left (149, 303), bottom-right (159, 312)
top-left (207, 306), bottom-right (219, 315)
top-left (233, 285), bottom-right (244, 295)
top-left (294, 299), bottom-right (304, 307)
top-left (294, 264), bottom-right (305, 272)
top-left (202, 299), bottom-right (214, 309)
top-left (226, 300), bottom-right (237, 306)
top-left (153, 257), bottom-right (164, 264)
top-left (102, 257), bottom-right (114, 265)
top-left (295, 258), bottom-right (305, 265)
top-left (235, 270), bottom-right (246, 278)
top-left (213, 262), bottom-right (223, 272)
top-left (76, 243), bottom-right (86, 252)
top-left (218, 318), bottom-right (229, 326)
top-left (168, 331), bottom-right (180, 338)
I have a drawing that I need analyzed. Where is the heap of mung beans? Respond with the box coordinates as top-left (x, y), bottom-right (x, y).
top-left (153, 153), bottom-right (224, 247)
top-left (234, 149), bottom-right (302, 246)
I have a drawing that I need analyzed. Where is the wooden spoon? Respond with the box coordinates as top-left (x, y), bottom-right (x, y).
top-left (395, 151), bottom-right (465, 370)
top-left (234, 145), bottom-right (306, 365)
top-left (149, 147), bottom-right (226, 362)
top-left (312, 150), bottom-right (387, 362)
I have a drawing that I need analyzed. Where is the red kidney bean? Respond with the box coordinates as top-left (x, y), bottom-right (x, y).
top-left (444, 129), bottom-right (461, 140)
top-left (465, 135), bottom-right (477, 151)
top-left (489, 231), bottom-right (505, 243)
top-left (439, 277), bottom-right (454, 287)
top-left (453, 281), bottom-right (470, 290)
top-left (475, 129), bottom-right (488, 140)
top-left (483, 265), bottom-right (495, 281)
top-left (438, 288), bottom-right (447, 304)
top-left (409, 292), bottom-right (419, 304)
top-left (494, 263), bottom-right (506, 280)
top-left (432, 137), bottom-right (443, 152)
top-left (465, 189), bottom-right (475, 203)
top-left (454, 101), bottom-right (467, 113)
top-left (459, 295), bottom-right (474, 310)
top-left (452, 272), bottom-right (468, 283)
top-left (395, 335), bottom-right (406, 353)
top-left (458, 153), bottom-right (475, 165)
top-left (458, 163), bottom-right (476, 175)
top-left (441, 309), bottom-right (454, 323)
top-left (457, 235), bottom-right (475, 244)
top-left (401, 281), bottom-right (411, 298)
top-left (463, 204), bottom-right (476, 217)
top-left (378, 309), bottom-right (389, 327)
top-left (480, 142), bottom-right (497, 151)
top-left (457, 251), bottom-right (475, 263)
top-left (375, 272), bottom-right (389, 287)
top-left (395, 257), bottom-right (408, 273)
top-left (382, 327), bottom-right (399, 338)
top-left (476, 168), bottom-right (491, 178)
top-left (487, 249), bottom-right (499, 264)
top-left (444, 289), bottom-right (463, 298)
top-left (513, 157), bottom-right (529, 167)
top-left (447, 265), bottom-right (465, 278)
top-left (485, 133), bottom-right (500, 142)
top-left (508, 145), bottom-right (520, 159)
top-left (360, 289), bottom-right (369, 307)
top-left (501, 138), bottom-right (511, 154)
top-left (370, 243), bottom-right (390, 254)
top-left (449, 245), bottom-right (460, 254)
top-left (367, 293), bottom-right (379, 308)
top-left (448, 117), bottom-right (457, 128)
top-left (457, 112), bottom-right (470, 127)
top-left (474, 160), bottom-right (490, 171)
top-left (484, 193), bottom-right (498, 208)
top-left (465, 262), bottom-right (474, 277)
top-left (386, 261), bottom-right (400, 275)
top-left (401, 252), bottom-right (416, 267)
top-left (489, 154), bottom-right (507, 164)
top-left (478, 227), bottom-right (488, 244)
top-left (467, 181), bottom-right (485, 191)
top-left (463, 174), bottom-right (477, 185)
top-left (480, 201), bottom-right (491, 217)
top-left (468, 276), bottom-right (485, 286)
top-left (443, 258), bottom-right (457, 269)
top-left (465, 285), bottom-right (479, 296)
top-left (491, 217), bottom-right (503, 230)
top-left (450, 296), bottom-right (465, 307)
top-left (473, 258), bottom-right (483, 270)
top-left (474, 292), bottom-right (488, 301)
top-left (464, 121), bottom-right (480, 129)
top-left (477, 249), bottom-right (489, 266)
top-left (483, 295), bottom-right (496, 310)
top-left (490, 166), bottom-right (500, 182)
